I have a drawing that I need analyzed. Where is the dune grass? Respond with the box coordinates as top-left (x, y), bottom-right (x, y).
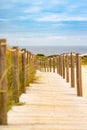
top-left (6, 49), bottom-right (36, 110)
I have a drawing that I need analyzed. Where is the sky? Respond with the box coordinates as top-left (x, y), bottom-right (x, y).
top-left (0, 0), bottom-right (87, 46)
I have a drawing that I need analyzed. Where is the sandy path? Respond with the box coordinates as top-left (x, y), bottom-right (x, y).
top-left (1, 71), bottom-right (87, 130)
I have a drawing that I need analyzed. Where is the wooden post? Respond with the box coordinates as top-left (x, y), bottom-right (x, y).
top-left (63, 54), bottom-right (65, 79)
top-left (66, 53), bottom-right (69, 82)
top-left (49, 58), bottom-right (52, 72)
top-left (39, 59), bottom-right (41, 71)
top-left (41, 60), bottom-right (43, 72)
top-left (36, 60), bottom-right (40, 71)
top-left (71, 52), bottom-right (75, 87)
top-left (47, 59), bottom-right (49, 72)
top-left (57, 56), bottom-right (59, 74)
top-left (46, 59), bottom-right (48, 72)
top-left (38, 60), bottom-right (41, 71)
top-left (42, 60), bottom-right (44, 72)
top-left (40, 60), bottom-right (42, 71)
top-left (59, 55), bottom-right (63, 76)
top-left (12, 47), bottom-right (19, 103)
top-left (22, 49), bottom-right (26, 93)
top-left (33, 55), bottom-right (36, 70)
top-left (0, 40), bottom-right (8, 125)
top-left (60, 55), bottom-right (63, 77)
top-left (53, 57), bottom-right (55, 73)
top-left (26, 51), bottom-right (29, 64)
top-left (40, 60), bottom-right (43, 72)
top-left (59, 55), bottom-right (61, 75)
top-left (44, 60), bottom-right (46, 72)
top-left (27, 52), bottom-right (31, 75)
top-left (26, 51), bottom-right (29, 85)
top-left (76, 54), bottom-right (82, 96)
top-left (28, 52), bottom-right (31, 67)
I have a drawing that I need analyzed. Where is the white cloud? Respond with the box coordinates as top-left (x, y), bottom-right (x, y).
top-left (19, 16), bottom-right (29, 20)
top-left (67, 5), bottom-right (79, 11)
top-left (23, 6), bottom-right (41, 13)
top-left (36, 14), bottom-right (87, 22)
top-left (0, 32), bottom-right (87, 46)
top-left (33, 1), bottom-right (43, 6)
top-left (46, 35), bottom-right (66, 40)
top-left (0, 4), bottom-right (13, 9)
top-left (50, 0), bottom-right (67, 6)
top-left (0, 18), bottom-right (10, 22)
top-left (6, 0), bottom-right (32, 4)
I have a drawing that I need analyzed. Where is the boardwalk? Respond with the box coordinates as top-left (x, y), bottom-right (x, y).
top-left (1, 71), bottom-right (87, 130)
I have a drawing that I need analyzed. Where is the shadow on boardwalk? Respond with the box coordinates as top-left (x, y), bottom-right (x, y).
top-left (1, 71), bottom-right (87, 130)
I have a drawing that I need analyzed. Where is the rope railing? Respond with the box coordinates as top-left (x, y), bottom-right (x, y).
top-left (0, 39), bottom-right (36, 125)
top-left (0, 39), bottom-right (87, 125)
top-left (37, 52), bottom-right (84, 98)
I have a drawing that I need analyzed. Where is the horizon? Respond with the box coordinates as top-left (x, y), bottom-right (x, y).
top-left (16, 46), bottom-right (87, 56)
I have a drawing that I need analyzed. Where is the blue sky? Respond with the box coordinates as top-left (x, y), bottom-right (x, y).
top-left (0, 0), bottom-right (87, 46)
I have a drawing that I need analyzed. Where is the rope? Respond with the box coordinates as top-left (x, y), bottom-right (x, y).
top-left (7, 48), bottom-right (16, 52)
top-left (0, 90), bottom-right (7, 93)
top-left (7, 48), bottom-right (24, 54)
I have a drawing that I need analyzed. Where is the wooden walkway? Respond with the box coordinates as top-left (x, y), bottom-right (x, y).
top-left (1, 71), bottom-right (87, 130)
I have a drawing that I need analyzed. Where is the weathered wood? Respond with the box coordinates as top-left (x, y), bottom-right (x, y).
top-left (26, 51), bottom-right (29, 64)
top-left (41, 60), bottom-right (44, 72)
top-left (53, 57), bottom-right (55, 73)
top-left (26, 52), bottom-right (30, 85)
top-left (57, 56), bottom-right (59, 74)
top-left (59, 55), bottom-right (61, 75)
top-left (36, 60), bottom-right (40, 71)
top-left (41, 60), bottom-right (43, 72)
top-left (32, 55), bottom-right (36, 71)
top-left (0, 42), bottom-right (8, 125)
top-left (38, 60), bottom-right (41, 71)
top-left (12, 47), bottom-right (19, 103)
top-left (49, 58), bottom-right (52, 72)
top-left (63, 54), bottom-right (65, 79)
top-left (66, 53), bottom-right (69, 82)
top-left (76, 54), bottom-right (82, 96)
top-left (43, 60), bottom-right (45, 72)
top-left (71, 52), bottom-right (75, 87)
top-left (28, 52), bottom-right (31, 72)
top-left (44, 61), bottom-right (46, 72)
top-left (40, 60), bottom-right (42, 72)
top-left (59, 55), bottom-right (63, 76)
top-left (7, 72), bottom-right (87, 130)
top-left (61, 55), bottom-right (63, 77)
top-left (22, 49), bottom-right (26, 93)
top-left (46, 59), bottom-right (49, 72)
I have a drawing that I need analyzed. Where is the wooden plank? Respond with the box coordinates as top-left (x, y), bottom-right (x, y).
top-left (3, 72), bottom-right (87, 130)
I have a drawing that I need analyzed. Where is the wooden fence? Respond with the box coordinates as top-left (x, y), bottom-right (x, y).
top-left (38, 52), bottom-right (83, 97)
top-left (0, 39), bottom-right (36, 125)
top-left (0, 39), bottom-right (85, 125)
